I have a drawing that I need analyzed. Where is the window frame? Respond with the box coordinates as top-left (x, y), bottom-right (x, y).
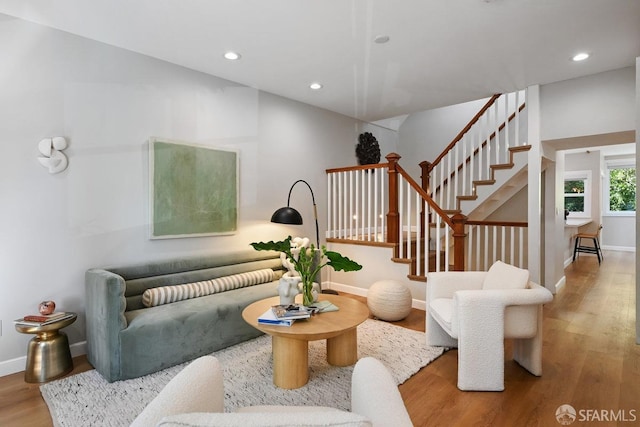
top-left (603, 158), bottom-right (636, 217)
top-left (564, 170), bottom-right (591, 219)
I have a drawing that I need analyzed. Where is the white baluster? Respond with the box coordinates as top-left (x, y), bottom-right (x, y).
top-left (501, 226), bottom-right (506, 261)
top-left (415, 191), bottom-right (421, 275)
top-left (435, 213), bottom-right (441, 273)
top-left (514, 90), bottom-right (520, 147)
top-left (510, 226), bottom-right (515, 265)
top-left (399, 177), bottom-right (404, 258)
top-left (483, 225), bottom-right (488, 270)
top-left (519, 227), bottom-right (524, 267)
top-left (494, 101), bottom-right (500, 165)
top-left (469, 127), bottom-right (475, 191)
top-left (461, 134), bottom-right (467, 196)
top-left (444, 219), bottom-right (450, 272)
top-left (367, 170), bottom-right (371, 240)
top-left (505, 93), bottom-right (510, 152)
top-left (446, 150), bottom-right (452, 210)
top-left (373, 170), bottom-right (378, 242)
top-left (439, 163), bottom-right (444, 208)
top-left (453, 142), bottom-right (459, 200)
top-left (467, 225), bottom-right (473, 270)
top-left (380, 169), bottom-right (387, 242)
top-left (347, 171), bottom-right (354, 239)
top-left (360, 169), bottom-right (365, 240)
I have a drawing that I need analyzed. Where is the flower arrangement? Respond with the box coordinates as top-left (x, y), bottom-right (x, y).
top-left (251, 236), bottom-right (362, 306)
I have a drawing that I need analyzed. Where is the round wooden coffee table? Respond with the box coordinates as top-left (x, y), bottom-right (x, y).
top-left (242, 294), bottom-right (369, 389)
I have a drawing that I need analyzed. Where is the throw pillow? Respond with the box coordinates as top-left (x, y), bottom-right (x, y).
top-left (481, 260), bottom-right (529, 290)
top-left (142, 268), bottom-right (274, 307)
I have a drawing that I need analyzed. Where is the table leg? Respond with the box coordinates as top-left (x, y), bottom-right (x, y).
top-left (25, 331), bottom-right (73, 383)
top-left (272, 336), bottom-right (308, 389)
top-left (327, 327), bottom-right (357, 366)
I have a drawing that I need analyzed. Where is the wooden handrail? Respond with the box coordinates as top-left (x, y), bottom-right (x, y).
top-left (395, 164), bottom-right (455, 229)
top-left (326, 163), bottom-right (387, 174)
top-left (429, 94), bottom-right (501, 172)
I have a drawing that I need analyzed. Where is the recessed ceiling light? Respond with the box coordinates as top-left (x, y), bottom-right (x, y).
top-left (223, 51), bottom-right (241, 60)
top-left (309, 82), bottom-right (323, 90)
top-left (572, 52), bottom-right (590, 62)
top-left (373, 35), bottom-right (390, 44)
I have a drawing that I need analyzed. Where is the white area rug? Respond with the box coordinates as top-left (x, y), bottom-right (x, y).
top-left (41, 319), bottom-right (445, 427)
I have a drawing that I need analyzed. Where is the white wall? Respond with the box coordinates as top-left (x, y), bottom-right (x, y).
top-left (602, 216), bottom-right (636, 249)
top-left (397, 97), bottom-right (489, 178)
top-left (541, 67), bottom-right (636, 141)
top-left (0, 16), bottom-right (397, 373)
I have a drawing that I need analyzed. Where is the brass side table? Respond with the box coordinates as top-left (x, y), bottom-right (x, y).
top-left (15, 313), bottom-right (77, 383)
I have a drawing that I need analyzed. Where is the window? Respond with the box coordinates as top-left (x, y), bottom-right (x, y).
top-left (564, 170), bottom-right (591, 218)
top-left (604, 159), bottom-right (636, 216)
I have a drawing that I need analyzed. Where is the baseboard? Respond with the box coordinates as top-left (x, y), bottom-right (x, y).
top-left (601, 245), bottom-right (636, 252)
top-left (325, 281), bottom-right (426, 311)
top-left (325, 281), bottom-right (368, 298)
top-left (0, 341), bottom-right (86, 378)
top-left (555, 276), bottom-right (566, 293)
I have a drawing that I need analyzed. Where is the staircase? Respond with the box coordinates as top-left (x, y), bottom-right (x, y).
top-left (326, 90), bottom-right (532, 281)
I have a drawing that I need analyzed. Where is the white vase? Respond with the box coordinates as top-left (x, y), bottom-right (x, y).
top-left (277, 275), bottom-right (301, 305)
top-left (312, 282), bottom-right (321, 302)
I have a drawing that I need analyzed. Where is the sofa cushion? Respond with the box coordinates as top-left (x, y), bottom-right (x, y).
top-left (121, 281), bottom-right (278, 380)
top-left (481, 260), bottom-right (529, 290)
top-left (429, 298), bottom-right (453, 333)
top-left (157, 411), bottom-right (372, 427)
top-left (238, 405), bottom-right (340, 414)
top-left (142, 268), bottom-right (274, 307)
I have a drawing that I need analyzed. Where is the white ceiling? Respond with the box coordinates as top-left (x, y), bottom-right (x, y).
top-left (1, 0), bottom-right (639, 122)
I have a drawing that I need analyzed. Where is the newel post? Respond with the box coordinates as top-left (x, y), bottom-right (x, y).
top-left (451, 213), bottom-right (467, 271)
top-left (419, 161), bottom-right (431, 195)
top-left (386, 153), bottom-right (401, 246)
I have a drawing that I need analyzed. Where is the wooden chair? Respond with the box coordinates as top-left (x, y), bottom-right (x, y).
top-left (573, 224), bottom-right (603, 264)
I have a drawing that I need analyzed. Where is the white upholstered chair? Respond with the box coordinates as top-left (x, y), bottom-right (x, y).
top-left (131, 355), bottom-right (413, 427)
top-left (426, 261), bottom-right (553, 391)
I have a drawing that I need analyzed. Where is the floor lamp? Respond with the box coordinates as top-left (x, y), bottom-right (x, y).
top-left (270, 179), bottom-right (338, 295)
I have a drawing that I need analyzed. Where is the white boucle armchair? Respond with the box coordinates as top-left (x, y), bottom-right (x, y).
top-left (426, 261), bottom-right (553, 391)
top-left (131, 355), bottom-right (413, 427)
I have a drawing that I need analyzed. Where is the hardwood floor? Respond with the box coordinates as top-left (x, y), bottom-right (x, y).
top-left (0, 250), bottom-right (636, 426)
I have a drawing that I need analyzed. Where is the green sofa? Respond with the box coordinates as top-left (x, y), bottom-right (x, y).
top-left (85, 250), bottom-right (284, 382)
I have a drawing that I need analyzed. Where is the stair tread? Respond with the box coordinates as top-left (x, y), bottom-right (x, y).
top-left (491, 163), bottom-right (514, 170)
top-left (473, 179), bottom-right (496, 186)
top-left (509, 144), bottom-right (531, 152)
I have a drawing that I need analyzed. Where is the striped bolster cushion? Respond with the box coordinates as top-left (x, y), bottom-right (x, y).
top-left (142, 268), bottom-right (274, 307)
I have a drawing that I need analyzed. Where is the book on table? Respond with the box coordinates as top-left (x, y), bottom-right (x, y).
top-left (257, 309), bottom-right (297, 326)
top-left (271, 304), bottom-right (312, 320)
top-left (14, 312), bottom-right (73, 326)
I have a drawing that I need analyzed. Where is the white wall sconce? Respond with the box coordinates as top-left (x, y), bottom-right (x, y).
top-left (38, 136), bottom-right (68, 174)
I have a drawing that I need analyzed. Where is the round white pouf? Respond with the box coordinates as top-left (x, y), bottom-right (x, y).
top-left (367, 280), bottom-right (412, 321)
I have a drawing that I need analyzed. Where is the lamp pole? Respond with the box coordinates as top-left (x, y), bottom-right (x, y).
top-left (286, 179), bottom-right (320, 249)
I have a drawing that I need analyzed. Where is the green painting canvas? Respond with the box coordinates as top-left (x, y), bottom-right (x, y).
top-left (150, 138), bottom-right (238, 238)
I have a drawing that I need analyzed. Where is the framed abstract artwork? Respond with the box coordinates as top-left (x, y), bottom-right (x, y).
top-left (149, 137), bottom-right (238, 239)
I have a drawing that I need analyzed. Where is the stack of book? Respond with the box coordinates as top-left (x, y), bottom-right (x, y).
top-left (14, 312), bottom-right (74, 326)
top-left (258, 304), bottom-right (312, 327)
